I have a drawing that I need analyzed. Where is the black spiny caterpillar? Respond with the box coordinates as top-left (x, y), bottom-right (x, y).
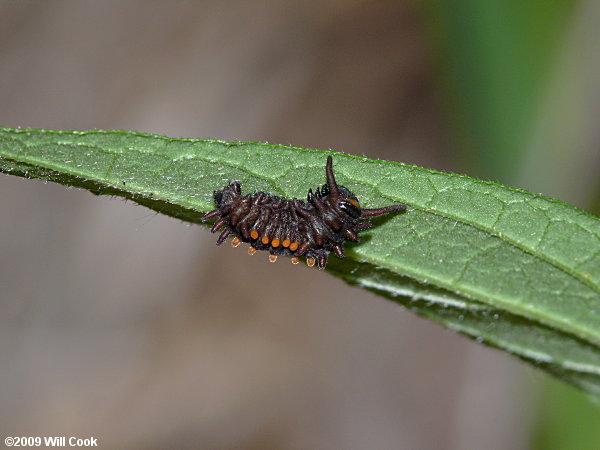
top-left (201, 156), bottom-right (406, 269)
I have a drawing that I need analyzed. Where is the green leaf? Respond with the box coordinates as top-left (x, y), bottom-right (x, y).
top-left (1, 127), bottom-right (599, 396)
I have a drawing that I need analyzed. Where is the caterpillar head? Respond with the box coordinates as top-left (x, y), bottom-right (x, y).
top-left (318, 155), bottom-right (406, 220)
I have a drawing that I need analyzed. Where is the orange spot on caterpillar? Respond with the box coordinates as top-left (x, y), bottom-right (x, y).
top-left (306, 257), bottom-right (316, 267)
top-left (282, 239), bottom-right (291, 248)
top-left (250, 230), bottom-right (259, 240)
top-left (231, 237), bottom-right (241, 247)
top-left (261, 236), bottom-right (270, 245)
top-left (269, 254), bottom-right (277, 263)
top-left (347, 198), bottom-right (360, 209)
top-left (289, 242), bottom-right (299, 251)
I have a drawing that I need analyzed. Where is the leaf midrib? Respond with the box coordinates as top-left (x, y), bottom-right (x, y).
top-left (331, 262), bottom-right (600, 379)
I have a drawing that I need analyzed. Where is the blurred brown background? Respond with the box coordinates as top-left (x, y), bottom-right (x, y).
top-left (3, 1), bottom-right (598, 449)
